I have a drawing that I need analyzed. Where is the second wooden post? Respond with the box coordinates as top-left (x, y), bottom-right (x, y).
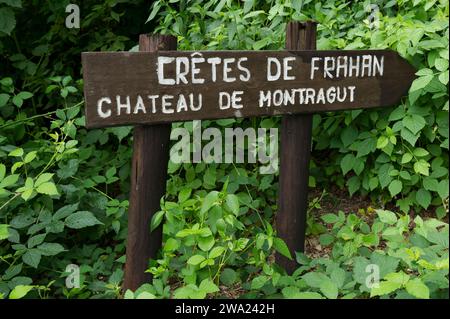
top-left (276, 21), bottom-right (317, 274)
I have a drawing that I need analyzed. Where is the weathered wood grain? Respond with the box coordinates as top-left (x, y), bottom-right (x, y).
top-left (276, 21), bottom-right (315, 274)
top-left (123, 34), bottom-right (176, 292)
top-left (82, 49), bottom-right (415, 128)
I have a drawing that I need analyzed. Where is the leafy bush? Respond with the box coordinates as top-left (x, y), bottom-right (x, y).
top-left (124, 207), bottom-right (449, 299)
top-left (256, 209), bottom-right (449, 299)
top-left (149, 0), bottom-right (449, 216)
top-left (0, 0), bottom-right (149, 299)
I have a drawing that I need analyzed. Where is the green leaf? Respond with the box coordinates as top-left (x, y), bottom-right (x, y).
top-left (405, 278), bottom-right (429, 299)
top-left (376, 135), bottom-right (389, 149)
top-left (17, 91), bottom-right (33, 100)
top-left (27, 233), bottom-right (46, 248)
top-left (388, 180), bottom-right (402, 197)
top-left (3, 263), bottom-right (22, 280)
top-left (0, 0), bottom-right (22, 7)
top-left (376, 210), bottom-right (397, 225)
top-left (225, 194), bottom-right (239, 215)
top-left (108, 126), bottom-right (132, 142)
top-left (65, 211), bottom-right (103, 229)
top-left (403, 114), bottom-right (426, 135)
top-left (413, 160), bottom-right (430, 176)
top-left (9, 148), bottom-right (23, 157)
top-left (36, 182), bottom-right (59, 195)
top-left (243, 0), bottom-right (255, 13)
top-left (35, 173), bottom-right (53, 187)
top-left (353, 257), bottom-right (371, 285)
top-left (57, 159), bottom-right (79, 179)
top-left (178, 188), bottom-right (191, 203)
top-left (435, 58), bottom-right (448, 72)
top-left (370, 280), bottom-right (402, 297)
top-left (384, 271), bottom-right (410, 285)
top-left (146, 1), bottom-right (161, 22)
top-left (399, 171), bottom-right (411, 180)
top-left (378, 164), bottom-right (393, 189)
top-left (370, 252), bottom-right (400, 278)
top-left (352, 158), bottom-right (364, 175)
top-left (150, 210), bottom-right (165, 232)
top-left (401, 153), bottom-right (413, 164)
top-left (198, 236), bottom-right (215, 251)
top-left (251, 275), bottom-right (268, 289)
top-left (319, 279), bottom-right (339, 299)
top-left (437, 180), bottom-right (449, 199)
top-left (0, 77), bottom-right (13, 86)
top-left (37, 243), bottom-right (66, 256)
top-left (282, 286), bottom-right (302, 299)
top-left (423, 177), bottom-right (439, 191)
top-left (0, 7), bottom-right (16, 35)
top-left (136, 291), bottom-right (156, 299)
top-left (0, 93), bottom-right (9, 107)
top-left (209, 246), bottom-right (225, 259)
top-left (10, 162), bottom-right (23, 175)
top-left (319, 234), bottom-right (334, 246)
top-left (175, 285), bottom-right (206, 299)
top-left (9, 285), bottom-right (33, 299)
top-left (439, 70), bottom-right (449, 85)
top-left (330, 267), bottom-right (346, 288)
top-left (356, 138), bottom-right (376, 158)
top-left (187, 254), bottom-right (205, 266)
top-left (347, 176), bottom-right (360, 196)
top-left (220, 268), bottom-right (237, 285)
top-left (321, 213), bottom-right (339, 224)
top-left (0, 224), bottom-right (9, 240)
top-left (53, 203), bottom-right (79, 220)
top-left (388, 106), bottom-right (406, 121)
top-left (0, 174), bottom-right (19, 188)
top-left (401, 127), bottom-right (419, 146)
top-left (413, 148), bottom-right (429, 157)
top-left (22, 249), bottom-right (41, 268)
top-left (12, 95), bottom-right (22, 107)
top-left (340, 126), bottom-right (358, 147)
top-left (163, 238), bottom-right (179, 252)
top-left (200, 191), bottom-right (219, 216)
top-left (340, 153), bottom-right (354, 175)
top-left (409, 75), bottom-right (433, 92)
top-left (301, 272), bottom-right (330, 288)
top-left (23, 151), bottom-right (37, 163)
top-left (427, 229), bottom-right (449, 248)
top-left (369, 176), bottom-right (378, 190)
top-left (199, 279), bottom-right (219, 294)
top-left (416, 68), bottom-right (433, 76)
top-left (273, 237), bottom-right (292, 260)
top-left (234, 238), bottom-right (249, 251)
top-left (416, 189), bottom-right (431, 209)
top-left (362, 233), bottom-right (380, 247)
top-left (0, 164), bottom-right (5, 181)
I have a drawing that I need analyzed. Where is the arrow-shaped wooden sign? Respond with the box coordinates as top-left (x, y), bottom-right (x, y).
top-left (82, 50), bottom-right (416, 128)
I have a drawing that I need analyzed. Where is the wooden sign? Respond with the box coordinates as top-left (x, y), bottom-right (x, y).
top-left (82, 22), bottom-right (417, 291)
top-left (82, 50), bottom-right (415, 128)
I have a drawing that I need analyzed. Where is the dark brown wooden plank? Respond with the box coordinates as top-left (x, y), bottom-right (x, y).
top-left (123, 34), bottom-right (176, 292)
top-left (82, 49), bottom-right (416, 128)
top-left (276, 21), bottom-right (316, 274)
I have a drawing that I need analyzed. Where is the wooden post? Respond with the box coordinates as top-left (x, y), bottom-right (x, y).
top-left (276, 21), bottom-right (317, 274)
top-left (123, 34), bottom-right (177, 291)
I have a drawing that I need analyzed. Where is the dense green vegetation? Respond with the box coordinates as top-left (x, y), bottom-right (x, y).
top-left (0, 0), bottom-right (448, 299)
